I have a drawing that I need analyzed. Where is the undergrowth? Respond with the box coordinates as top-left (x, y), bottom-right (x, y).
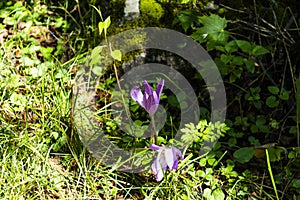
top-left (0, 0), bottom-right (299, 199)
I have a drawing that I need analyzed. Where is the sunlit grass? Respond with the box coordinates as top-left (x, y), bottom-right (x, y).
top-left (0, 0), bottom-right (299, 199)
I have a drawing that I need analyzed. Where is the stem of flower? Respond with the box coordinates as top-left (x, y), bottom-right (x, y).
top-left (150, 114), bottom-right (158, 144)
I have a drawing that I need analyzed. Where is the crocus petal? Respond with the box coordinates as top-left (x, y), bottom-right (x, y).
top-left (172, 147), bottom-right (184, 160)
top-left (164, 148), bottom-right (176, 170)
top-left (172, 159), bottom-right (179, 170)
top-left (155, 79), bottom-right (164, 102)
top-left (131, 80), bottom-right (164, 116)
top-left (130, 86), bottom-right (144, 107)
top-left (151, 158), bottom-right (164, 181)
top-left (143, 92), bottom-right (154, 115)
top-left (171, 147), bottom-right (183, 170)
top-left (147, 92), bottom-right (159, 115)
top-left (152, 152), bottom-right (167, 182)
top-left (149, 144), bottom-right (163, 151)
top-left (143, 80), bottom-right (154, 97)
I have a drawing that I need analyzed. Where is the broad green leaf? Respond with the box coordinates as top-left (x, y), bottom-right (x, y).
top-left (207, 158), bottom-right (216, 166)
top-left (268, 86), bottom-right (279, 95)
top-left (256, 115), bottom-right (266, 126)
top-left (91, 46), bottom-right (103, 57)
top-left (98, 16), bottom-right (111, 37)
top-left (266, 95), bottom-right (279, 108)
top-left (173, 10), bottom-right (200, 32)
top-left (232, 56), bottom-right (243, 65)
top-left (228, 138), bottom-right (237, 147)
top-left (235, 40), bottom-right (252, 54)
top-left (168, 95), bottom-right (179, 107)
top-left (203, 188), bottom-right (212, 199)
top-left (104, 16), bottom-right (111, 36)
top-left (90, 46), bottom-right (103, 65)
top-left (251, 45), bottom-right (269, 56)
top-left (220, 54), bottom-right (232, 64)
top-left (233, 147), bottom-right (254, 163)
top-left (248, 136), bottom-right (261, 146)
top-left (251, 125), bottom-right (259, 133)
top-left (111, 49), bottom-right (122, 61)
top-left (212, 188), bottom-right (225, 200)
top-left (92, 66), bottom-right (103, 76)
top-left (268, 147), bottom-right (284, 162)
top-left (243, 58), bottom-right (255, 73)
top-left (292, 179), bottom-right (300, 188)
top-left (199, 158), bottom-right (206, 167)
top-left (259, 125), bottom-right (270, 133)
top-left (225, 40), bottom-right (238, 53)
top-left (98, 21), bottom-right (104, 36)
top-left (279, 89), bottom-right (290, 100)
top-left (192, 14), bottom-right (229, 43)
top-left (40, 47), bottom-right (54, 60)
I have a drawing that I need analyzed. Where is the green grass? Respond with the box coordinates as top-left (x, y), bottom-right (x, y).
top-left (0, 0), bottom-right (300, 199)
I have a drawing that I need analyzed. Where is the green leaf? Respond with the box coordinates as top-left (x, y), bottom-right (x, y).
top-left (228, 138), bottom-right (237, 147)
top-left (91, 46), bottom-right (103, 57)
top-left (212, 188), bottom-right (225, 200)
top-left (268, 86), bottom-right (280, 95)
top-left (248, 136), bottom-right (261, 146)
top-left (251, 45), bottom-right (269, 56)
top-left (256, 115), bottom-right (266, 126)
top-left (235, 40), bottom-right (252, 54)
top-left (243, 59), bottom-right (255, 73)
top-left (279, 89), bottom-right (290, 100)
top-left (250, 125), bottom-right (259, 133)
top-left (98, 16), bottom-right (111, 37)
top-left (220, 54), bottom-right (232, 64)
top-left (92, 66), bottom-right (103, 76)
top-left (104, 16), bottom-right (111, 37)
top-left (40, 47), bottom-right (54, 60)
top-left (233, 147), bottom-right (255, 163)
top-left (51, 132), bottom-right (59, 140)
top-left (168, 95), bottom-right (179, 107)
top-left (225, 40), bottom-right (238, 53)
top-left (292, 179), bottom-right (300, 188)
top-left (199, 158), bottom-right (206, 167)
top-left (192, 14), bottom-right (229, 43)
top-left (90, 46), bottom-right (104, 65)
top-left (207, 158), bottom-right (216, 166)
top-left (203, 188), bottom-right (212, 199)
top-left (232, 56), bottom-right (243, 65)
top-left (266, 96), bottom-right (279, 108)
top-left (173, 10), bottom-right (200, 32)
top-left (22, 57), bottom-right (37, 66)
top-left (111, 49), bottom-right (122, 61)
top-left (268, 147), bottom-right (283, 162)
top-left (98, 21), bottom-right (104, 36)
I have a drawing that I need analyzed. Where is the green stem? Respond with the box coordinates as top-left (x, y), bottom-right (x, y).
top-left (265, 149), bottom-right (279, 200)
top-left (151, 114), bottom-right (158, 144)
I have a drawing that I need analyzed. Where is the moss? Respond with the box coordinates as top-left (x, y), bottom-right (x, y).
top-left (140, 0), bottom-right (164, 22)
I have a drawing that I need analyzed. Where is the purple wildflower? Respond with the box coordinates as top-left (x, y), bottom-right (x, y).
top-left (130, 79), bottom-right (164, 116)
top-left (149, 144), bottom-right (184, 182)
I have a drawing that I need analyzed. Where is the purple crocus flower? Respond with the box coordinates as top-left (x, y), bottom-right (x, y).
top-left (150, 144), bottom-right (184, 182)
top-left (130, 79), bottom-right (164, 116)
